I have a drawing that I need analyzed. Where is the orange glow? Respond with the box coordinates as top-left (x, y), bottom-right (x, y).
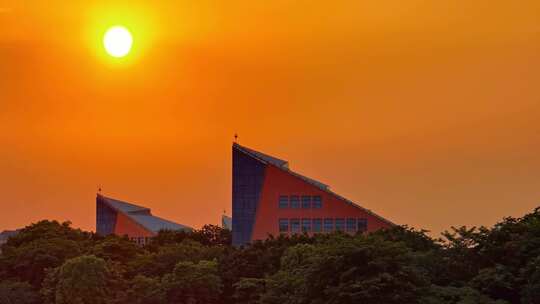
top-left (1, 1), bottom-right (540, 235)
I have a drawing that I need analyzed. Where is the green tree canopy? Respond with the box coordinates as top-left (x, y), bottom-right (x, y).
top-left (162, 260), bottom-right (222, 304)
top-left (41, 255), bottom-right (124, 304)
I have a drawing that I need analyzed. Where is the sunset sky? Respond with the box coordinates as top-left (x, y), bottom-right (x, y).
top-left (1, 1), bottom-right (540, 235)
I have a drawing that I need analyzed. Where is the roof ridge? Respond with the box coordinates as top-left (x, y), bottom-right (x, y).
top-left (98, 194), bottom-right (150, 213)
top-left (234, 143), bottom-right (289, 168)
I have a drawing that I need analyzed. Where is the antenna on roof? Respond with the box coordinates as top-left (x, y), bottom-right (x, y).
top-left (98, 186), bottom-right (102, 193)
top-left (234, 133), bottom-right (238, 143)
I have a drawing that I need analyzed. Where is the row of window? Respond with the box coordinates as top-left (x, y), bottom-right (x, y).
top-left (279, 195), bottom-right (323, 209)
top-left (279, 218), bottom-right (368, 233)
top-left (130, 236), bottom-right (151, 246)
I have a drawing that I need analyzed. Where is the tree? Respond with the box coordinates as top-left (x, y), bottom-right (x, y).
top-left (194, 225), bottom-right (232, 247)
top-left (162, 260), bottom-right (222, 304)
top-left (130, 239), bottom-right (223, 278)
top-left (0, 221), bottom-right (90, 287)
top-left (218, 233), bottom-right (314, 303)
top-left (1, 206), bottom-right (539, 304)
top-left (125, 275), bottom-right (165, 304)
top-left (0, 280), bottom-right (40, 304)
top-left (233, 278), bottom-right (266, 304)
top-left (470, 265), bottom-right (519, 302)
top-left (41, 255), bottom-right (125, 304)
top-left (1, 237), bottom-right (82, 286)
top-left (520, 256), bottom-right (540, 304)
top-left (419, 285), bottom-right (508, 304)
top-left (261, 235), bottom-right (429, 304)
top-left (92, 235), bottom-right (141, 264)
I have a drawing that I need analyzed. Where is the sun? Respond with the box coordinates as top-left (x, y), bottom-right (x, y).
top-left (103, 26), bottom-right (133, 58)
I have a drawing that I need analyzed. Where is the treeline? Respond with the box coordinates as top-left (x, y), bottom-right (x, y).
top-left (1, 208), bottom-right (540, 304)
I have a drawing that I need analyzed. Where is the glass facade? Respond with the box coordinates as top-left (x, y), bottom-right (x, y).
top-left (302, 218), bottom-right (312, 232)
top-left (324, 218), bottom-right (334, 232)
top-left (301, 196), bottom-right (311, 208)
top-left (279, 196), bottom-right (289, 208)
top-left (290, 218), bottom-right (301, 233)
top-left (313, 196), bottom-right (322, 208)
top-left (335, 218), bottom-right (345, 231)
top-left (290, 196), bottom-right (300, 208)
top-left (313, 218), bottom-right (322, 232)
top-left (232, 145), bottom-right (266, 246)
top-left (347, 218), bottom-right (357, 232)
top-left (279, 218), bottom-right (289, 232)
top-left (358, 218), bottom-right (368, 232)
top-left (96, 199), bottom-right (117, 235)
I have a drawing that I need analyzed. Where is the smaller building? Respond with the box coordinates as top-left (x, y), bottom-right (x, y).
top-left (0, 229), bottom-right (20, 253)
top-left (222, 215), bottom-right (232, 230)
top-left (96, 194), bottom-right (191, 245)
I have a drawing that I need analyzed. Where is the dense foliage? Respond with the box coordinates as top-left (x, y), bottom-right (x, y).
top-left (1, 207), bottom-right (540, 304)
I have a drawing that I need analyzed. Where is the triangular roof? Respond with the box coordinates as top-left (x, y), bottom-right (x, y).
top-left (98, 194), bottom-right (192, 233)
top-left (233, 143), bottom-right (394, 226)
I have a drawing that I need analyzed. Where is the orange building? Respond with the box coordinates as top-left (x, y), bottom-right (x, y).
top-left (96, 194), bottom-right (191, 245)
top-left (232, 143), bottom-right (394, 246)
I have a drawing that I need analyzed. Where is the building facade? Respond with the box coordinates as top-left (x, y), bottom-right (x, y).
top-left (222, 214), bottom-right (232, 230)
top-left (96, 194), bottom-right (191, 245)
top-left (232, 143), bottom-right (393, 246)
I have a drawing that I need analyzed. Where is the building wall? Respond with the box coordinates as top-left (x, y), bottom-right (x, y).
top-left (251, 165), bottom-right (392, 241)
top-left (114, 211), bottom-right (155, 238)
top-left (96, 195), bottom-right (154, 243)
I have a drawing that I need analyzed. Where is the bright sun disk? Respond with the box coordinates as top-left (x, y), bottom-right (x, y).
top-left (103, 26), bottom-right (133, 58)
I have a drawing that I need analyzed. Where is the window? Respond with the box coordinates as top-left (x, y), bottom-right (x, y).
top-left (290, 219), bottom-right (301, 233)
top-left (290, 196), bottom-right (300, 208)
top-left (279, 218), bottom-right (289, 233)
top-left (335, 218), bottom-right (345, 231)
top-left (313, 196), bottom-right (322, 208)
top-left (313, 218), bottom-right (322, 232)
top-left (279, 196), bottom-right (289, 208)
top-left (324, 218), bottom-right (334, 232)
top-left (302, 219), bottom-right (312, 232)
top-left (301, 196), bottom-right (311, 208)
top-left (358, 218), bottom-right (368, 232)
top-left (347, 218), bottom-right (357, 232)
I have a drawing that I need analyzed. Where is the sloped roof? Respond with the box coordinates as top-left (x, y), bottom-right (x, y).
top-left (233, 143), bottom-right (394, 226)
top-left (99, 194), bottom-right (192, 233)
top-left (104, 196), bottom-right (151, 214)
top-left (235, 144), bottom-right (289, 169)
top-left (234, 143), bottom-right (328, 189)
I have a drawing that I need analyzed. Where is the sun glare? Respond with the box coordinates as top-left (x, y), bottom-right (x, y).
top-left (103, 26), bottom-right (133, 58)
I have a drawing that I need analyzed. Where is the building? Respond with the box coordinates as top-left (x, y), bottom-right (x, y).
top-left (232, 143), bottom-right (394, 246)
top-left (222, 214), bottom-right (232, 230)
top-left (0, 229), bottom-right (20, 252)
top-left (96, 194), bottom-right (191, 245)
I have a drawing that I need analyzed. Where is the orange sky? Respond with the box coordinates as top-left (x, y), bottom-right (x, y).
top-left (1, 1), bottom-right (540, 235)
